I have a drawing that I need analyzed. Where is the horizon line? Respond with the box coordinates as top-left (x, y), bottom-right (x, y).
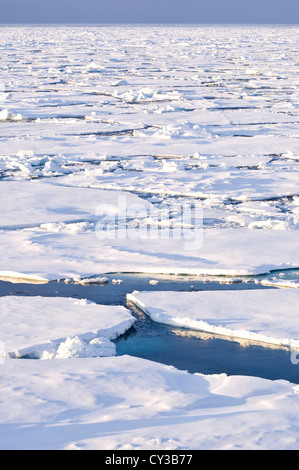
top-left (0, 22), bottom-right (298, 26)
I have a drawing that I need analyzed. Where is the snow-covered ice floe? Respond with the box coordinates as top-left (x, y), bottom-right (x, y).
top-left (1, 355), bottom-right (299, 450)
top-left (127, 290), bottom-right (299, 350)
top-left (0, 180), bottom-right (150, 229)
top-left (0, 228), bottom-right (298, 282)
top-left (0, 296), bottom-right (135, 359)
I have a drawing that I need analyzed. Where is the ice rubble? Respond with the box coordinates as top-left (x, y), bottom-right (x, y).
top-left (111, 87), bottom-right (183, 103)
top-left (127, 290), bottom-right (299, 350)
top-left (0, 109), bottom-right (22, 121)
top-left (55, 163), bottom-right (299, 201)
top-left (0, 296), bottom-right (135, 360)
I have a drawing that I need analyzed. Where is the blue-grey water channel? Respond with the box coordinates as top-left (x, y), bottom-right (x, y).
top-left (1, 273), bottom-right (298, 384)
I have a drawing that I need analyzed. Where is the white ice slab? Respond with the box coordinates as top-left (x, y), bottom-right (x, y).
top-left (1, 356), bottom-right (299, 450)
top-left (127, 289), bottom-right (299, 349)
top-left (0, 296), bottom-right (135, 359)
top-left (0, 180), bottom-right (151, 229)
top-left (0, 228), bottom-right (298, 282)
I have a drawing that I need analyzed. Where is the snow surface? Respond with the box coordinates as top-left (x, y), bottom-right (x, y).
top-left (0, 180), bottom-right (150, 229)
top-left (127, 289), bottom-right (299, 350)
top-left (1, 356), bottom-right (299, 450)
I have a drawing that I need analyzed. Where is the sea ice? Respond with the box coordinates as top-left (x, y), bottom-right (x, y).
top-left (0, 180), bottom-right (152, 229)
top-left (0, 109), bottom-right (22, 121)
top-left (1, 356), bottom-right (299, 450)
top-left (127, 289), bottom-right (299, 349)
top-left (0, 296), bottom-right (135, 359)
top-left (0, 24), bottom-right (298, 450)
top-left (0, 227), bottom-right (297, 282)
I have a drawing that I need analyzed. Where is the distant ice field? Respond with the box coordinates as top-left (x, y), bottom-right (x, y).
top-left (0, 25), bottom-right (298, 243)
top-left (0, 26), bottom-right (298, 276)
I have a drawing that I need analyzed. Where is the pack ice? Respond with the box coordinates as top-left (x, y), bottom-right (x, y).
top-left (0, 24), bottom-right (299, 450)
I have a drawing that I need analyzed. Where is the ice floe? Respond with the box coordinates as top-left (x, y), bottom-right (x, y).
top-left (127, 289), bottom-right (299, 350)
top-left (0, 296), bottom-right (135, 359)
top-left (0, 228), bottom-right (297, 282)
top-left (0, 180), bottom-right (151, 229)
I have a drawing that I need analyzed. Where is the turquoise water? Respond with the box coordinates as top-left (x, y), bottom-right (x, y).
top-left (1, 272), bottom-right (298, 384)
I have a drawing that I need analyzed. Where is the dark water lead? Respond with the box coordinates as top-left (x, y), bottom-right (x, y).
top-left (0, 273), bottom-right (298, 384)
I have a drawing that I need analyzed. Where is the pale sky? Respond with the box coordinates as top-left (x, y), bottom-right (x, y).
top-left (0, 0), bottom-right (298, 24)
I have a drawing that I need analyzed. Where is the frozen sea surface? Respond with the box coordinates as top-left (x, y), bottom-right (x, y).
top-left (1, 25), bottom-right (298, 238)
top-left (0, 25), bottom-right (298, 450)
